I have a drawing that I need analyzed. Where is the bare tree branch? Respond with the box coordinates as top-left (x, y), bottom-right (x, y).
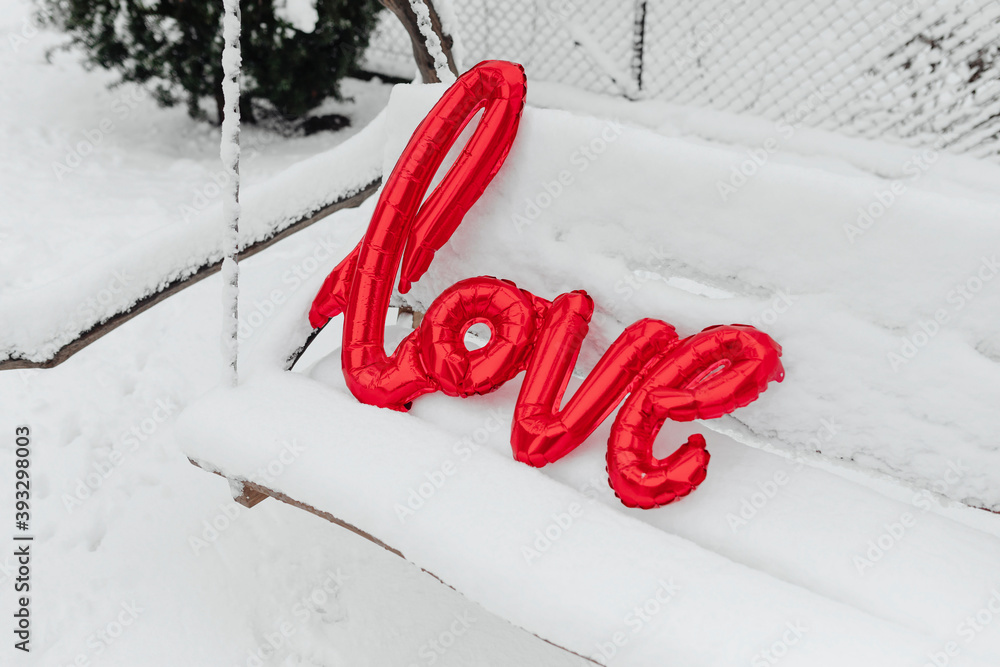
top-left (378, 0), bottom-right (459, 83)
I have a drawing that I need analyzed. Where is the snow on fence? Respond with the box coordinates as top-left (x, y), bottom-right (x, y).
top-left (363, 0), bottom-right (1000, 161)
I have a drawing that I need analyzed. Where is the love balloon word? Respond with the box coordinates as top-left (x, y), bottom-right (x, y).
top-left (308, 61), bottom-right (784, 509)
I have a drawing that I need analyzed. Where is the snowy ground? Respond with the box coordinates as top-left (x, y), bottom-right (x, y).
top-left (4, 1), bottom-right (1000, 666)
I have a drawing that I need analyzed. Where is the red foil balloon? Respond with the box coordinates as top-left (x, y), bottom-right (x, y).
top-left (308, 61), bottom-right (527, 328)
top-left (418, 277), bottom-right (541, 398)
top-left (309, 61), bottom-right (528, 410)
top-left (511, 293), bottom-right (682, 467)
top-left (307, 60), bottom-right (786, 509)
top-left (607, 325), bottom-right (784, 509)
top-left (509, 290), bottom-right (784, 508)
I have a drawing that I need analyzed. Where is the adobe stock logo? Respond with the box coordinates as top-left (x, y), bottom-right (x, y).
top-left (306, 61), bottom-right (784, 510)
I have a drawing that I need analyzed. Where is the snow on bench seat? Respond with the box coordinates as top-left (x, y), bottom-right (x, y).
top-left (365, 82), bottom-right (1000, 511)
top-left (174, 80), bottom-right (1000, 664)
top-left (179, 216), bottom-right (1000, 663)
top-left (176, 369), bottom-right (994, 666)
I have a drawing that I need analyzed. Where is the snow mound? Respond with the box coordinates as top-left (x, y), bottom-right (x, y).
top-left (368, 82), bottom-right (1000, 511)
top-left (177, 368), bottom-right (998, 667)
top-left (177, 81), bottom-right (1000, 665)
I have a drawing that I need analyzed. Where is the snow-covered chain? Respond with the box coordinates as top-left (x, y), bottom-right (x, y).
top-left (220, 0), bottom-right (242, 386)
top-left (408, 0), bottom-right (455, 84)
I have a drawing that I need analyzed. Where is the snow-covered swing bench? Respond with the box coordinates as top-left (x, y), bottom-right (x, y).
top-left (174, 6), bottom-right (1000, 664)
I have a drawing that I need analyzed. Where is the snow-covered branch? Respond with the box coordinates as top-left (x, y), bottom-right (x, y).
top-left (379, 0), bottom-right (458, 83)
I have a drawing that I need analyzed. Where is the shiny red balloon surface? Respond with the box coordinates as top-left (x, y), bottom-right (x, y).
top-left (307, 61), bottom-right (784, 508)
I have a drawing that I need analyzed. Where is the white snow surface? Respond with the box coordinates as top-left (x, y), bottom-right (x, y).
top-left (0, 111), bottom-right (381, 363)
top-left (265, 81), bottom-right (1000, 512)
top-left (0, 7), bottom-right (574, 665)
top-left (5, 4), bottom-right (1000, 664)
top-left (276, 0), bottom-right (318, 33)
top-left (178, 365), bottom-right (1000, 666)
top-left (0, 234), bottom-right (583, 667)
top-left (0, 27), bottom-right (386, 364)
top-left (175, 82), bottom-right (1000, 665)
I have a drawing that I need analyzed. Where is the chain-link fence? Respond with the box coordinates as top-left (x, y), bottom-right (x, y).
top-left (362, 0), bottom-right (1000, 161)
